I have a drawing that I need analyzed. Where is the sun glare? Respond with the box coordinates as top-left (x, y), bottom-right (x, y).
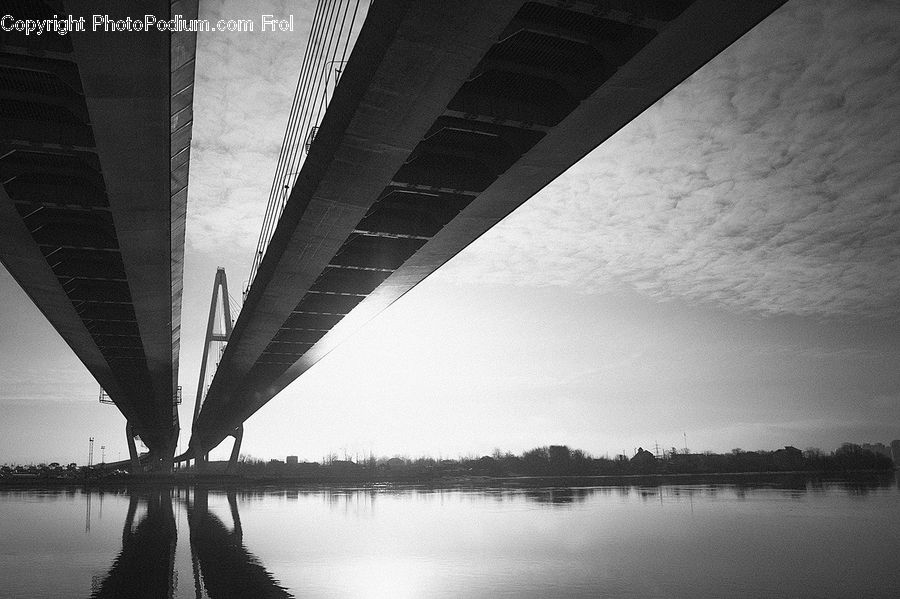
top-left (341, 558), bottom-right (432, 599)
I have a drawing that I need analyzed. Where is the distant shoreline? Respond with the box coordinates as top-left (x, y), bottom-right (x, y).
top-left (1, 469), bottom-right (895, 489)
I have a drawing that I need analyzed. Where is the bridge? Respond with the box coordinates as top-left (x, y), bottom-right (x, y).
top-left (187, 0), bottom-right (787, 462)
top-left (0, 0), bottom-right (197, 468)
top-left (0, 0), bottom-right (787, 469)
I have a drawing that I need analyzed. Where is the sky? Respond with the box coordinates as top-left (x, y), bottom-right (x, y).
top-left (1, 0), bottom-right (899, 465)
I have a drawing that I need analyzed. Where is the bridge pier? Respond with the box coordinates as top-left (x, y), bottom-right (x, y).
top-left (136, 428), bottom-right (180, 473)
top-left (194, 452), bottom-right (209, 471)
top-left (226, 426), bottom-right (244, 474)
top-left (189, 425), bottom-right (243, 473)
top-left (126, 423), bottom-right (141, 472)
top-left (159, 432), bottom-right (178, 473)
top-left (123, 423), bottom-right (179, 473)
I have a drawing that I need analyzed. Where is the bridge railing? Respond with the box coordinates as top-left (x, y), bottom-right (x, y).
top-left (245, 0), bottom-right (370, 298)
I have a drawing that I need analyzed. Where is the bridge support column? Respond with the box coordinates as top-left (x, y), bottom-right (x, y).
top-left (159, 431), bottom-right (178, 473)
top-left (142, 429), bottom-right (179, 473)
top-left (126, 423), bottom-right (141, 472)
top-left (194, 451), bottom-right (209, 472)
top-left (226, 426), bottom-right (243, 474)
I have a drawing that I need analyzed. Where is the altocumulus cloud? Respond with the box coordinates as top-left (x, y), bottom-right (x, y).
top-left (187, 0), bottom-right (314, 255)
top-left (441, 0), bottom-right (900, 318)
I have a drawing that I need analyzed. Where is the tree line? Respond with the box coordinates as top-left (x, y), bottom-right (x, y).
top-left (227, 442), bottom-right (895, 479)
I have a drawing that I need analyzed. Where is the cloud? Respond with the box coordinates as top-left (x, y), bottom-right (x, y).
top-left (0, 364), bottom-right (97, 403)
top-left (186, 1), bottom-right (316, 258)
top-left (439, 0), bottom-right (900, 318)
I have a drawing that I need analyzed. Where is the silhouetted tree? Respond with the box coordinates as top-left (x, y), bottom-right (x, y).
top-left (521, 447), bottom-right (550, 475)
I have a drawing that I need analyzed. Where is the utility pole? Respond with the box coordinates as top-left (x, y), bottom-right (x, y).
top-left (88, 437), bottom-right (94, 467)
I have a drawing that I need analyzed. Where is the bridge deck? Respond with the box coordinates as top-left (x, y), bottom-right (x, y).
top-left (0, 0), bottom-right (197, 453)
top-left (192, 0), bottom-right (786, 452)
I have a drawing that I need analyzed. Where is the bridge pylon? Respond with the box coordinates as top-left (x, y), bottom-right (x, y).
top-left (191, 268), bottom-right (235, 469)
top-left (126, 422), bottom-right (141, 472)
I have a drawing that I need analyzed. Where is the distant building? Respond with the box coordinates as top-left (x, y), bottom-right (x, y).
top-left (861, 443), bottom-right (892, 460)
top-left (773, 446), bottom-right (803, 470)
top-left (549, 445), bottom-right (572, 473)
top-left (630, 447), bottom-right (655, 465)
top-left (286, 455), bottom-right (298, 465)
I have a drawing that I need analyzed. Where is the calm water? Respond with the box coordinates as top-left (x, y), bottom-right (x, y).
top-left (1, 476), bottom-right (899, 598)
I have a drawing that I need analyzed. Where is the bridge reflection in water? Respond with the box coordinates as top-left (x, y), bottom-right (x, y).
top-left (2, 477), bottom-right (896, 597)
top-left (77, 476), bottom-right (900, 598)
top-left (85, 483), bottom-right (612, 599)
top-left (90, 488), bottom-right (293, 599)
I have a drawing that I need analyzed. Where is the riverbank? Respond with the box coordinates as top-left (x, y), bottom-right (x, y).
top-left (1, 468), bottom-right (895, 490)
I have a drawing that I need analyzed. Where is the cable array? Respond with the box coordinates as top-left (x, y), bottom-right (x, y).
top-left (245, 0), bottom-right (367, 297)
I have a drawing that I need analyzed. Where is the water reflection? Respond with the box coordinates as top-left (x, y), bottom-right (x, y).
top-left (188, 488), bottom-right (293, 599)
top-left (217, 473), bottom-right (896, 508)
top-left (90, 489), bottom-right (176, 598)
top-left (1, 474), bottom-right (897, 598)
top-left (89, 488), bottom-right (292, 599)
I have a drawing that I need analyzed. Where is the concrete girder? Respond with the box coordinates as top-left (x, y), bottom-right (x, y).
top-left (192, 0), bottom-right (787, 451)
top-left (0, 0), bottom-right (198, 461)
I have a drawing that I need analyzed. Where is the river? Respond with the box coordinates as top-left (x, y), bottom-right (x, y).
top-left (1, 474), bottom-right (898, 598)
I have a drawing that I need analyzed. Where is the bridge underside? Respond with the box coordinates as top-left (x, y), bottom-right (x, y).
top-left (0, 0), bottom-right (197, 459)
top-left (192, 0), bottom-right (786, 453)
